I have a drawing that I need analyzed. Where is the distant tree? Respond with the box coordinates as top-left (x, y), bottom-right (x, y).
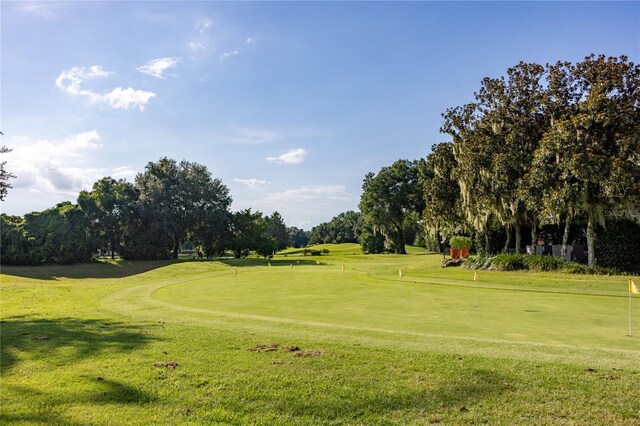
top-left (78, 177), bottom-right (138, 259)
top-left (131, 158), bottom-right (231, 259)
top-left (359, 159), bottom-right (426, 254)
top-left (287, 226), bottom-right (309, 248)
top-left (1, 214), bottom-right (31, 265)
top-left (264, 211), bottom-right (289, 254)
top-left (198, 208), bottom-right (231, 258)
top-left (422, 142), bottom-right (463, 252)
top-left (308, 211), bottom-right (363, 245)
top-left (227, 209), bottom-right (268, 258)
top-left (0, 141), bottom-right (16, 201)
top-left (359, 224), bottom-right (385, 254)
top-left (308, 222), bottom-right (329, 245)
top-left (22, 202), bottom-right (96, 264)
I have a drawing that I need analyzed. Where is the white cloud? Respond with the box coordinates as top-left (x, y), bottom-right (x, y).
top-left (234, 178), bottom-right (271, 189)
top-left (3, 132), bottom-right (134, 196)
top-left (55, 66), bottom-right (155, 111)
top-left (55, 66), bottom-right (113, 102)
top-left (136, 57), bottom-right (181, 78)
top-left (112, 166), bottom-right (138, 181)
top-left (103, 87), bottom-right (156, 110)
top-left (266, 185), bottom-right (352, 203)
top-left (245, 37), bottom-right (254, 44)
top-left (221, 50), bottom-right (239, 60)
top-left (267, 148), bottom-right (307, 165)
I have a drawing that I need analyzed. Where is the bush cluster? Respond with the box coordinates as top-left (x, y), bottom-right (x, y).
top-left (462, 254), bottom-right (623, 275)
top-left (302, 248), bottom-right (330, 256)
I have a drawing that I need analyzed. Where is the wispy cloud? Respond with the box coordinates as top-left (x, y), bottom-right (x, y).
top-left (219, 37), bottom-right (255, 60)
top-left (221, 50), bottom-right (239, 60)
top-left (197, 18), bottom-right (213, 35)
top-left (4, 131), bottom-right (135, 196)
top-left (266, 185), bottom-right (352, 203)
top-left (188, 18), bottom-right (214, 56)
top-left (18, 2), bottom-right (65, 19)
top-left (136, 57), bottom-right (181, 78)
top-left (267, 148), bottom-right (307, 165)
top-left (56, 66), bottom-right (155, 111)
top-left (218, 127), bottom-right (279, 145)
top-left (234, 178), bottom-right (271, 189)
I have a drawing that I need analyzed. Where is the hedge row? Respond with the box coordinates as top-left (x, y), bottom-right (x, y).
top-left (462, 254), bottom-right (627, 275)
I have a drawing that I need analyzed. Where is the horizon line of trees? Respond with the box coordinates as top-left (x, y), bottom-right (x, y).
top-left (1, 158), bottom-right (294, 265)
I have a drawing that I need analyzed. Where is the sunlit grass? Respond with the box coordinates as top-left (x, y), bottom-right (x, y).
top-left (2, 245), bottom-right (639, 425)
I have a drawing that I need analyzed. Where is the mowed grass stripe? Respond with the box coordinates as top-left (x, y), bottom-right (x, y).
top-left (97, 265), bottom-right (640, 370)
top-left (152, 267), bottom-right (639, 348)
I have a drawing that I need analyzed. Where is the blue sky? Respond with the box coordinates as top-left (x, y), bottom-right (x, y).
top-left (1, 1), bottom-right (638, 229)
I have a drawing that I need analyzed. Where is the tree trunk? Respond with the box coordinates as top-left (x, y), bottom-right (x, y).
top-left (587, 212), bottom-right (596, 267)
top-left (531, 220), bottom-right (538, 248)
top-left (484, 232), bottom-right (490, 255)
top-left (173, 240), bottom-right (180, 259)
top-left (503, 226), bottom-right (512, 253)
top-left (397, 225), bottom-right (406, 254)
top-left (514, 224), bottom-right (521, 254)
top-left (561, 213), bottom-right (571, 261)
top-left (434, 225), bottom-right (442, 253)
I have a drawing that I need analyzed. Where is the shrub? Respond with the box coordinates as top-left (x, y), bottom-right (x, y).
top-left (462, 254), bottom-right (622, 275)
top-left (524, 255), bottom-right (563, 272)
top-left (489, 253), bottom-right (528, 271)
top-left (462, 255), bottom-right (492, 270)
top-left (450, 236), bottom-right (473, 250)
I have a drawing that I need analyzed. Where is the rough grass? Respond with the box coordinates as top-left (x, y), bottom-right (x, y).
top-left (2, 244), bottom-right (639, 425)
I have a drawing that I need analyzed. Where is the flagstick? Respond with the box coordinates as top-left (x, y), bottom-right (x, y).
top-left (473, 272), bottom-right (478, 308)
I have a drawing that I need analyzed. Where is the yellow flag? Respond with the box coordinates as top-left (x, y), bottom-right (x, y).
top-left (473, 271), bottom-right (478, 282)
top-left (341, 264), bottom-right (345, 271)
top-left (399, 268), bottom-right (403, 277)
top-left (630, 279), bottom-right (640, 295)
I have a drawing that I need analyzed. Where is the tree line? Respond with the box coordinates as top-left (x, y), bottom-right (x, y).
top-left (355, 54), bottom-right (639, 269)
top-left (1, 158), bottom-right (292, 265)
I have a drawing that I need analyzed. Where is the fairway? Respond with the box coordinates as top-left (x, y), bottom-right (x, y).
top-left (2, 245), bottom-right (640, 425)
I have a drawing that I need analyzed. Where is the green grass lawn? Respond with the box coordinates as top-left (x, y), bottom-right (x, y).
top-left (2, 244), bottom-right (639, 425)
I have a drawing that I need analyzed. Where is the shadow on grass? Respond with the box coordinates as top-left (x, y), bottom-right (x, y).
top-left (1, 259), bottom-right (179, 280)
top-left (0, 316), bottom-right (160, 374)
top-left (1, 379), bottom-right (154, 424)
top-left (275, 368), bottom-right (510, 420)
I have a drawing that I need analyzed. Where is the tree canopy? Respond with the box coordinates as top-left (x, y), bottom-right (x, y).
top-left (359, 159), bottom-right (426, 254)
